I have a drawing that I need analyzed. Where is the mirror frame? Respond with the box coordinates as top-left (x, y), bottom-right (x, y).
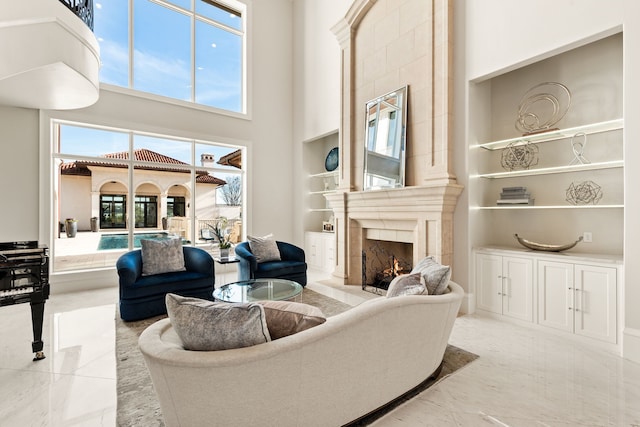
top-left (363, 85), bottom-right (408, 191)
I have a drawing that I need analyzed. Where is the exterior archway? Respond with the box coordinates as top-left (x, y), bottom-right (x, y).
top-left (99, 181), bottom-right (128, 229)
top-left (135, 182), bottom-right (162, 229)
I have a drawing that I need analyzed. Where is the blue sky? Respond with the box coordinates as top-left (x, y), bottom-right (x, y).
top-left (93, 0), bottom-right (242, 112)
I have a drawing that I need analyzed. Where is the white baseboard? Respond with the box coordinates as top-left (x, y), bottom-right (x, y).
top-left (50, 268), bottom-right (118, 294)
top-left (459, 291), bottom-right (474, 315)
top-left (623, 327), bottom-right (640, 363)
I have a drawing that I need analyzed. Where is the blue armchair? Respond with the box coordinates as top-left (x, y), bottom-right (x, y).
top-left (234, 241), bottom-right (307, 286)
top-left (116, 246), bottom-right (215, 321)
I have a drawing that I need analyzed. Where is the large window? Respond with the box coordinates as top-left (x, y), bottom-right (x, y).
top-left (94, 0), bottom-right (245, 113)
top-left (53, 122), bottom-right (245, 272)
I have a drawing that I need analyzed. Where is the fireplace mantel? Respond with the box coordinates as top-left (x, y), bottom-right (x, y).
top-left (325, 183), bottom-right (462, 285)
top-left (327, 0), bottom-right (459, 286)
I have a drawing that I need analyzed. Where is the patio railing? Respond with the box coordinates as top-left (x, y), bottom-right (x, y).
top-left (58, 0), bottom-right (94, 30)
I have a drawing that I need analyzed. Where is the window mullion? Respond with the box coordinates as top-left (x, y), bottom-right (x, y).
top-left (192, 3), bottom-right (196, 103)
top-left (128, 0), bottom-right (134, 89)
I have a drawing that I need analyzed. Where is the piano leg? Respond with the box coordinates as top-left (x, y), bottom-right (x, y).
top-left (30, 292), bottom-right (46, 361)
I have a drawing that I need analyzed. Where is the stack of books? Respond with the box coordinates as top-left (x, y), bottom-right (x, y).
top-left (497, 186), bottom-right (534, 205)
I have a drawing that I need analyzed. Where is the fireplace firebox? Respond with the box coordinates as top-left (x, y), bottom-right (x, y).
top-left (362, 240), bottom-right (412, 293)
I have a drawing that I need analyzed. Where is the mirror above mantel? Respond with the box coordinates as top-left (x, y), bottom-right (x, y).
top-left (363, 86), bottom-right (407, 191)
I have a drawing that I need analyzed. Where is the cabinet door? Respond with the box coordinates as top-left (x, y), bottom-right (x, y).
top-left (574, 264), bottom-right (617, 343)
top-left (476, 253), bottom-right (503, 314)
top-left (305, 233), bottom-right (322, 270)
top-left (502, 256), bottom-right (533, 322)
top-left (538, 261), bottom-right (573, 333)
top-left (322, 233), bottom-right (335, 273)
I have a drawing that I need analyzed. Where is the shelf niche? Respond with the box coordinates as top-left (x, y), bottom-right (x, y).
top-left (469, 32), bottom-right (624, 255)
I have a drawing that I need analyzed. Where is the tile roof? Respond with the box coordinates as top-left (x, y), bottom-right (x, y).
top-left (217, 149), bottom-right (242, 169)
top-left (59, 148), bottom-right (227, 186)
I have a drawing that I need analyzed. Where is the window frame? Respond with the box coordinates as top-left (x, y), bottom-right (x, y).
top-left (41, 115), bottom-right (248, 275)
top-left (97, 0), bottom-right (251, 120)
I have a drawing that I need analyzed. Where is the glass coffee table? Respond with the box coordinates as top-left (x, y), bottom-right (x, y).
top-left (213, 278), bottom-right (303, 303)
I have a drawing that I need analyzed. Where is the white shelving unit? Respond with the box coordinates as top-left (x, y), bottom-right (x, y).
top-left (477, 119), bottom-right (623, 151)
top-left (468, 33), bottom-right (624, 258)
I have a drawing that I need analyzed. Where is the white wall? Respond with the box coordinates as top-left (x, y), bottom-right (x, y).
top-left (0, 106), bottom-right (40, 242)
top-left (461, 0), bottom-right (640, 362)
top-left (292, 0), bottom-right (350, 244)
top-left (0, 0), bottom-right (295, 280)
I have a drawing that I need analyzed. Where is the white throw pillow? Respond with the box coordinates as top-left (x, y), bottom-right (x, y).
top-left (386, 272), bottom-right (427, 298)
top-left (166, 293), bottom-right (271, 351)
top-left (248, 234), bottom-right (281, 263)
top-left (140, 237), bottom-right (186, 276)
top-left (410, 256), bottom-right (451, 295)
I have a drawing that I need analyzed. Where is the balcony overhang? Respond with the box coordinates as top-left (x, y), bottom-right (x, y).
top-left (0, 1), bottom-right (100, 110)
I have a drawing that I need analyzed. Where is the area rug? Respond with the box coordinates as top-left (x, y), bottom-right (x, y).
top-left (115, 289), bottom-right (478, 426)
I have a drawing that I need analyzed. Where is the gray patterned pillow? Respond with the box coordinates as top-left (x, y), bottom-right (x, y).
top-left (386, 273), bottom-right (427, 298)
top-left (248, 234), bottom-right (281, 263)
top-left (165, 293), bottom-right (271, 351)
top-left (140, 237), bottom-right (185, 276)
top-left (411, 256), bottom-right (451, 295)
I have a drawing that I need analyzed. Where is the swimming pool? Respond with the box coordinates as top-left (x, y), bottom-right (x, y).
top-left (97, 232), bottom-right (174, 250)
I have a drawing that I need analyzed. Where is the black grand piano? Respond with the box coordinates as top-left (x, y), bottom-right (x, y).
top-left (0, 241), bottom-right (49, 361)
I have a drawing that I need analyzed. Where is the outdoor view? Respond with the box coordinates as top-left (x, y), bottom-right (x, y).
top-left (54, 124), bottom-right (244, 272)
top-left (52, 0), bottom-right (247, 272)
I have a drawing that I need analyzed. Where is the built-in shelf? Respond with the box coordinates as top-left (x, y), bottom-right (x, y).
top-left (477, 119), bottom-right (623, 150)
top-left (477, 160), bottom-right (624, 179)
top-left (473, 204), bottom-right (624, 210)
top-left (309, 190), bottom-right (337, 195)
top-left (309, 208), bottom-right (333, 212)
top-left (309, 171), bottom-right (339, 179)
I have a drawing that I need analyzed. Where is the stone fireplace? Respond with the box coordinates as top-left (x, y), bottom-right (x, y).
top-left (325, 184), bottom-right (462, 287)
top-left (326, 0), bottom-right (461, 287)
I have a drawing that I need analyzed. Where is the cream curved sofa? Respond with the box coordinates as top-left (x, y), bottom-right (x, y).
top-left (138, 281), bottom-right (464, 427)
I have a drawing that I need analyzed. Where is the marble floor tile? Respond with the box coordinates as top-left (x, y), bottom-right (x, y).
top-left (1, 283), bottom-right (639, 426)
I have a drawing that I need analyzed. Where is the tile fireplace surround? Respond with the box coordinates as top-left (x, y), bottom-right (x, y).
top-left (325, 183), bottom-right (463, 286)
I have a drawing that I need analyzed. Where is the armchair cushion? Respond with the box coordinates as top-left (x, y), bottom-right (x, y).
top-left (140, 237), bottom-right (186, 276)
top-left (248, 234), bottom-right (281, 263)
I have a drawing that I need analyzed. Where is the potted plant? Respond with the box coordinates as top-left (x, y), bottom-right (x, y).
top-left (65, 218), bottom-right (78, 238)
top-left (209, 217), bottom-right (232, 258)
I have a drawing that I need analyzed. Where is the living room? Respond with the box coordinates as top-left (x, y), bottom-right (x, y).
top-left (1, 0), bottom-right (639, 425)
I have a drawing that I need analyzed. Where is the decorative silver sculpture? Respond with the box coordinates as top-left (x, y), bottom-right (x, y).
top-left (566, 180), bottom-right (603, 205)
top-left (569, 132), bottom-right (590, 165)
top-left (514, 234), bottom-right (583, 252)
top-left (501, 141), bottom-right (539, 171)
top-left (515, 82), bottom-right (571, 135)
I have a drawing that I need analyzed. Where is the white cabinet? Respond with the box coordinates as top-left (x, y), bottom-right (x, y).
top-left (305, 231), bottom-right (335, 274)
top-left (476, 252), bottom-right (533, 322)
top-left (538, 260), bottom-right (617, 343)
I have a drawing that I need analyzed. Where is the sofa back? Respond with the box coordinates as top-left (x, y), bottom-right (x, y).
top-left (139, 281), bottom-right (464, 427)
